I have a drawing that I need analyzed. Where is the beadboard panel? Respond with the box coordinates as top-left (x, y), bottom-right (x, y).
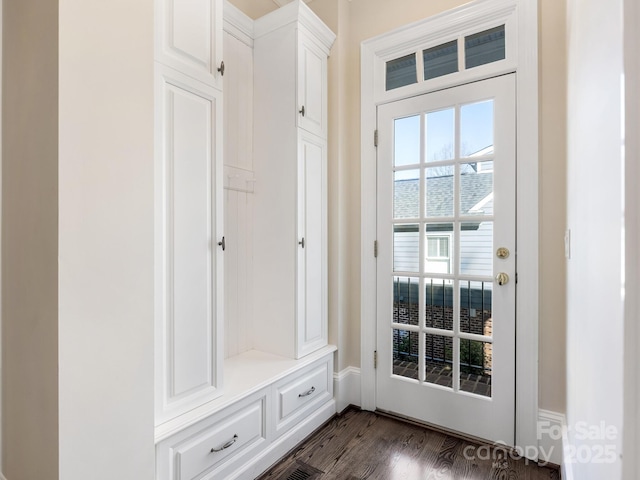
top-left (223, 30), bottom-right (254, 172)
top-left (223, 18), bottom-right (255, 359)
top-left (224, 187), bottom-right (255, 358)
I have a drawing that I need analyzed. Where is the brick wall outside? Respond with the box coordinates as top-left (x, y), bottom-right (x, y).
top-left (393, 302), bottom-right (493, 375)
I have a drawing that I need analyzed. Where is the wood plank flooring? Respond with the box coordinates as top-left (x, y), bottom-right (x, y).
top-left (258, 408), bottom-right (560, 480)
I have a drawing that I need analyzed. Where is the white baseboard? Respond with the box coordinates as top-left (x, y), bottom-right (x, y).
top-left (537, 409), bottom-right (564, 466)
top-left (333, 367), bottom-right (361, 413)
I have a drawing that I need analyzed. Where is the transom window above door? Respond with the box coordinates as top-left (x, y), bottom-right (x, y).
top-left (385, 25), bottom-right (507, 91)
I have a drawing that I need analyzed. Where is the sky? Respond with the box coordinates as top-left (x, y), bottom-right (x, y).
top-left (393, 99), bottom-right (494, 181)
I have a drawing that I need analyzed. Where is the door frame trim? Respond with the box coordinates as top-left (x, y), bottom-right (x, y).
top-left (360, 0), bottom-right (539, 456)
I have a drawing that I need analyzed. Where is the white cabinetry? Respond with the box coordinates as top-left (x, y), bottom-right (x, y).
top-left (297, 30), bottom-right (328, 138)
top-left (154, 2), bottom-right (336, 479)
top-left (155, 0), bottom-right (224, 89)
top-left (296, 132), bottom-right (328, 357)
top-left (154, 0), bottom-right (225, 426)
top-left (253, 1), bottom-right (335, 360)
top-left (155, 348), bottom-right (335, 480)
top-left (154, 65), bottom-right (224, 424)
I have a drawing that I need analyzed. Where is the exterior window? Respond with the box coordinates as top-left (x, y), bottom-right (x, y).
top-left (386, 54), bottom-right (417, 91)
top-left (465, 25), bottom-right (506, 69)
top-left (426, 234), bottom-right (452, 274)
top-left (423, 40), bottom-right (458, 81)
top-left (383, 24), bottom-right (507, 93)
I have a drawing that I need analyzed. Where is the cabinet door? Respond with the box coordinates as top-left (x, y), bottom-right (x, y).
top-left (297, 31), bottom-right (327, 138)
top-left (296, 133), bottom-right (327, 358)
top-left (155, 65), bottom-right (224, 424)
top-left (156, 0), bottom-right (223, 90)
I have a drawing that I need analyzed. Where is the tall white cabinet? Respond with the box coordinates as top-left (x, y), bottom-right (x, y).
top-left (154, 0), bottom-right (225, 425)
top-left (253, 5), bottom-right (333, 359)
top-left (154, 2), bottom-right (336, 479)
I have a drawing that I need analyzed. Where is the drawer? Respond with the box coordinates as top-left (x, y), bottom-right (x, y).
top-left (280, 366), bottom-right (327, 419)
top-left (159, 395), bottom-right (267, 480)
top-left (274, 358), bottom-right (332, 436)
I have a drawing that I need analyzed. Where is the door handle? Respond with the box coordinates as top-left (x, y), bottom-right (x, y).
top-left (210, 434), bottom-right (237, 453)
top-left (298, 386), bottom-right (315, 398)
top-left (495, 272), bottom-right (509, 286)
top-left (299, 238), bottom-right (305, 248)
top-left (299, 105), bottom-right (305, 117)
top-left (218, 237), bottom-right (226, 251)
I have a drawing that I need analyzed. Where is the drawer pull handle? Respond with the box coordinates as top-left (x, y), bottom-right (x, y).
top-left (211, 434), bottom-right (238, 453)
top-left (298, 386), bottom-right (316, 398)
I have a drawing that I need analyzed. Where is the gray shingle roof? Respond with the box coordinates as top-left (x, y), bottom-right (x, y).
top-left (394, 170), bottom-right (493, 218)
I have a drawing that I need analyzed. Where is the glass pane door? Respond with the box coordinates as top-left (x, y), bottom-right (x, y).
top-left (377, 74), bottom-right (516, 444)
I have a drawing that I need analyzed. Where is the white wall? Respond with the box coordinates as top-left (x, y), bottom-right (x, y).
top-left (58, 0), bottom-right (155, 478)
top-left (565, 0), bottom-right (624, 478)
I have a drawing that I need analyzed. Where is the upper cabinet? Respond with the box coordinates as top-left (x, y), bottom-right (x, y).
top-left (297, 30), bottom-right (328, 138)
top-left (155, 0), bottom-right (224, 90)
top-left (254, 1), bottom-right (334, 140)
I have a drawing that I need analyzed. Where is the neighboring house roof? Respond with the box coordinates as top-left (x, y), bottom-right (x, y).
top-left (394, 170), bottom-right (493, 219)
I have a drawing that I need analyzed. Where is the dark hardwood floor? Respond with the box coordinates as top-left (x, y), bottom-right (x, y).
top-left (258, 408), bottom-right (560, 480)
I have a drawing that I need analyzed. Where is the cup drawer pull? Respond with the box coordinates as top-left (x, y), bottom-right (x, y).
top-left (298, 386), bottom-right (316, 398)
top-left (210, 434), bottom-right (238, 453)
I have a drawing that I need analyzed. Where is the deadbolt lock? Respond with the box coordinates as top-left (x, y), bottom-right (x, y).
top-left (496, 247), bottom-right (510, 259)
top-left (496, 272), bottom-right (509, 286)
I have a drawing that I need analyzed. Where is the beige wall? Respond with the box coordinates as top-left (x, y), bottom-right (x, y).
top-left (2, 0), bottom-right (60, 477)
top-left (230, 0), bottom-right (567, 413)
top-left (538, 0), bottom-right (567, 415)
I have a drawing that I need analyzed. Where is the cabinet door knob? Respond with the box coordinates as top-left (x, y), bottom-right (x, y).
top-left (299, 105), bottom-right (305, 117)
top-left (299, 238), bottom-right (305, 248)
top-left (218, 237), bottom-right (226, 251)
top-left (217, 61), bottom-right (225, 76)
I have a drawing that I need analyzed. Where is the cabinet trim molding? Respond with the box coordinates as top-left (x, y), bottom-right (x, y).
top-left (253, 0), bottom-right (335, 52)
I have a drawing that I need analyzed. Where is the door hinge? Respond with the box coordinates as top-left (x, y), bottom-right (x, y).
top-left (374, 350), bottom-right (378, 369)
top-left (374, 240), bottom-right (378, 258)
top-left (374, 129), bottom-right (378, 147)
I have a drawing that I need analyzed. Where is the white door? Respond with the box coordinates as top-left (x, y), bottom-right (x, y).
top-left (297, 31), bottom-right (327, 138)
top-left (296, 132), bottom-right (328, 358)
top-left (376, 74), bottom-right (516, 444)
top-left (154, 65), bottom-right (224, 424)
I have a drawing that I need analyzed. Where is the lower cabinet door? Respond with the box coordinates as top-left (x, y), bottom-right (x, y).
top-left (156, 392), bottom-right (267, 480)
top-left (296, 132), bottom-right (328, 359)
